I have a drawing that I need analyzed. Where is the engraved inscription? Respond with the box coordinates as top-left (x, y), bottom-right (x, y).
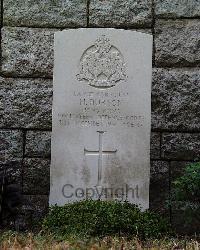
top-left (58, 112), bottom-right (144, 128)
top-left (57, 90), bottom-right (145, 128)
top-left (84, 131), bottom-right (117, 187)
top-left (77, 35), bottom-right (127, 89)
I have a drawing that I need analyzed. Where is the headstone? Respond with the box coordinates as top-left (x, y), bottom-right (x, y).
top-left (50, 29), bottom-right (152, 210)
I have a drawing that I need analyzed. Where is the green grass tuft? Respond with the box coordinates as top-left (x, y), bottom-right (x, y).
top-left (43, 200), bottom-right (172, 240)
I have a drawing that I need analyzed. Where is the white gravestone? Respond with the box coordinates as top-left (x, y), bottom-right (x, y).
top-left (50, 29), bottom-right (152, 210)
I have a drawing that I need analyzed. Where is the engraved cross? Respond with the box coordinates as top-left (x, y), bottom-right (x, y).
top-left (84, 131), bottom-right (117, 187)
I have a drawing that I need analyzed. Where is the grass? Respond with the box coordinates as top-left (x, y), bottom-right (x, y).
top-left (0, 231), bottom-right (199, 250)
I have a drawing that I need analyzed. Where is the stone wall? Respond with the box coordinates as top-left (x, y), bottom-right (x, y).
top-left (1, 0), bottom-right (200, 232)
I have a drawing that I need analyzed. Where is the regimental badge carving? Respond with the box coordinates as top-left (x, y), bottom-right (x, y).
top-left (77, 35), bottom-right (127, 88)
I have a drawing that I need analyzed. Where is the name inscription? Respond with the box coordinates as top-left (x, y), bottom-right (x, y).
top-left (57, 90), bottom-right (145, 128)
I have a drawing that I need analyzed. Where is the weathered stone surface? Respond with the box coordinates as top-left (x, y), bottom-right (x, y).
top-left (155, 20), bottom-right (200, 67)
top-left (25, 131), bottom-right (51, 158)
top-left (150, 132), bottom-right (160, 159)
top-left (0, 130), bottom-right (23, 163)
top-left (152, 68), bottom-right (200, 130)
top-left (0, 77), bottom-right (52, 129)
top-left (0, 78), bottom-right (5, 124)
top-left (150, 161), bottom-right (169, 214)
top-left (1, 27), bottom-right (55, 77)
top-left (15, 195), bottom-right (48, 230)
top-left (89, 0), bottom-right (152, 28)
top-left (22, 195), bottom-right (49, 216)
top-left (170, 161), bottom-right (192, 181)
top-left (23, 158), bottom-right (50, 195)
top-left (4, 0), bottom-right (87, 28)
top-left (0, 159), bottom-right (22, 185)
top-left (155, 0), bottom-right (200, 18)
top-left (162, 133), bottom-right (200, 160)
